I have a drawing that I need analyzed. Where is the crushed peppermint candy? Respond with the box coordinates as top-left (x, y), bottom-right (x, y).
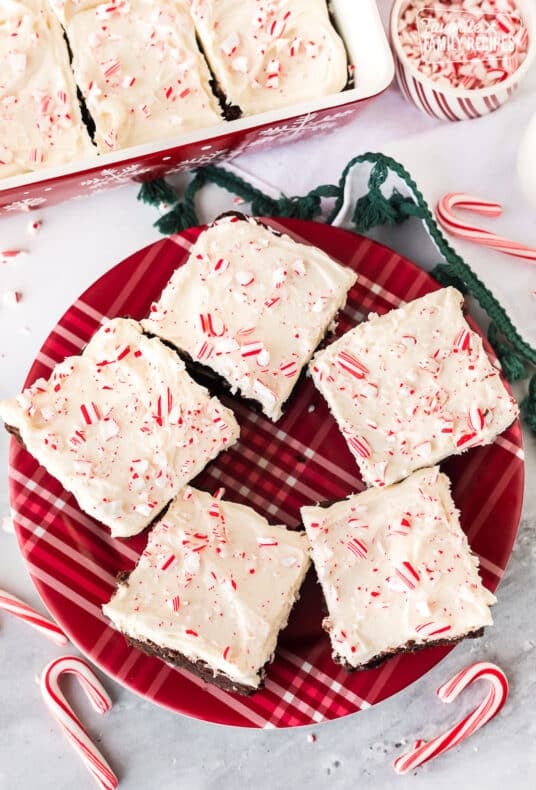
top-left (1, 250), bottom-right (27, 263)
top-left (232, 56), bottom-right (248, 73)
top-left (2, 290), bottom-right (23, 306)
top-left (27, 219), bottom-right (42, 235)
top-left (257, 537), bottom-right (279, 547)
top-left (397, 0), bottom-right (529, 90)
top-left (221, 32), bottom-right (240, 56)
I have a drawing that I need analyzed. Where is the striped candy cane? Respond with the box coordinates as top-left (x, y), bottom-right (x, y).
top-left (435, 193), bottom-right (536, 262)
top-left (0, 587), bottom-right (68, 645)
top-left (394, 661), bottom-right (508, 775)
top-left (41, 656), bottom-right (118, 790)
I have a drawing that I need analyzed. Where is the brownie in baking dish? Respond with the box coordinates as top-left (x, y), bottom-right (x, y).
top-left (189, 0), bottom-right (348, 116)
top-left (0, 0), bottom-right (94, 179)
top-left (48, 0), bottom-right (222, 151)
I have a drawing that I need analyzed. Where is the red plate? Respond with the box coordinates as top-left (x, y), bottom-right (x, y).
top-left (8, 219), bottom-right (524, 728)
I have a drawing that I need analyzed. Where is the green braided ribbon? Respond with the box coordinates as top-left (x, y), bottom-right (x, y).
top-left (141, 165), bottom-right (340, 233)
top-left (137, 152), bottom-right (535, 433)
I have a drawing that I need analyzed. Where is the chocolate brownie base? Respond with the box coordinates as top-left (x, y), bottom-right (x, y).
top-left (156, 339), bottom-right (308, 421)
top-left (5, 423), bottom-right (23, 446)
top-left (327, 8), bottom-right (353, 92)
top-left (108, 568), bottom-right (308, 696)
top-left (213, 211), bottom-right (282, 231)
top-left (209, 77), bottom-right (242, 121)
top-left (62, 29), bottom-right (97, 141)
top-left (333, 627), bottom-right (486, 673)
top-left (110, 569), bottom-right (264, 695)
top-left (112, 565), bottom-right (265, 694)
top-left (122, 632), bottom-right (264, 696)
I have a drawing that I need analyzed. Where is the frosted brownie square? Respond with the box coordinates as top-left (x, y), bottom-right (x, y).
top-left (0, 318), bottom-right (239, 538)
top-left (0, 0), bottom-right (94, 178)
top-left (142, 215), bottom-right (357, 421)
top-left (103, 486), bottom-right (310, 694)
top-left (189, 0), bottom-right (348, 116)
top-left (48, 0), bottom-right (221, 151)
top-left (301, 467), bottom-right (495, 671)
top-left (309, 287), bottom-right (518, 487)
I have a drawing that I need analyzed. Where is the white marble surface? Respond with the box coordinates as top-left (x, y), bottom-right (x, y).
top-left (1, 2), bottom-right (535, 788)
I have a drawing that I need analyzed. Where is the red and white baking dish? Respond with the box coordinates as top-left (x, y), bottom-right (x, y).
top-left (0, 1), bottom-right (394, 218)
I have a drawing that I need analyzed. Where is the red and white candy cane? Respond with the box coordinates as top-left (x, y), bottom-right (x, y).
top-left (394, 661), bottom-right (508, 775)
top-left (41, 656), bottom-right (118, 790)
top-left (0, 587), bottom-right (68, 645)
top-left (436, 193), bottom-right (536, 262)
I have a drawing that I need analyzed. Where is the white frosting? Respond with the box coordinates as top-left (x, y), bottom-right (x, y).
top-left (309, 287), bottom-right (519, 487)
top-left (142, 215), bottom-right (357, 421)
top-left (0, 318), bottom-right (239, 538)
top-left (188, 0), bottom-right (348, 115)
top-left (103, 486), bottom-right (310, 689)
top-left (301, 467), bottom-right (496, 669)
top-left (0, 0), bottom-right (94, 178)
top-left (48, 0), bottom-right (222, 152)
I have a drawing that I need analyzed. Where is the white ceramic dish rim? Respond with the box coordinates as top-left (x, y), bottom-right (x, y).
top-left (0, 0), bottom-right (394, 195)
top-left (390, 0), bottom-right (536, 98)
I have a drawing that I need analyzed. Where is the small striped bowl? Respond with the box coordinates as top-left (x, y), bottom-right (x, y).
top-left (390, 0), bottom-right (535, 121)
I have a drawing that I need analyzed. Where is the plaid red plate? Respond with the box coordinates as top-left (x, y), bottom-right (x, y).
top-left (8, 219), bottom-right (524, 729)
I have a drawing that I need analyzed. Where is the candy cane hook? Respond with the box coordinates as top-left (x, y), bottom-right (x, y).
top-left (394, 661), bottom-right (508, 775)
top-left (40, 656), bottom-right (118, 790)
top-left (0, 587), bottom-right (68, 645)
top-left (436, 193), bottom-right (536, 262)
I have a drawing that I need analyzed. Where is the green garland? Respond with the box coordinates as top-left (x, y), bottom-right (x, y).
top-left (138, 152), bottom-right (536, 433)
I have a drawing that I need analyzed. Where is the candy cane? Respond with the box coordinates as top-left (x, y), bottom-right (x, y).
top-left (436, 193), bottom-right (536, 262)
top-left (40, 656), bottom-right (118, 790)
top-left (0, 587), bottom-right (68, 645)
top-left (394, 661), bottom-right (508, 774)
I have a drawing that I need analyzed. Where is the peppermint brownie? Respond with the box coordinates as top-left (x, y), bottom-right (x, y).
top-left (309, 287), bottom-right (519, 487)
top-left (48, 0), bottom-right (222, 151)
top-left (301, 467), bottom-right (496, 671)
top-left (103, 486), bottom-right (310, 694)
top-left (189, 0), bottom-right (348, 116)
top-left (0, 0), bottom-right (94, 178)
top-left (142, 214), bottom-right (357, 421)
top-left (0, 318), bottom-right (239, 538)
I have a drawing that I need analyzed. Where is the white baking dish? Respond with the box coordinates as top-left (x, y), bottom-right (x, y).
top-left (0, 0), bottom-right (394, 216)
